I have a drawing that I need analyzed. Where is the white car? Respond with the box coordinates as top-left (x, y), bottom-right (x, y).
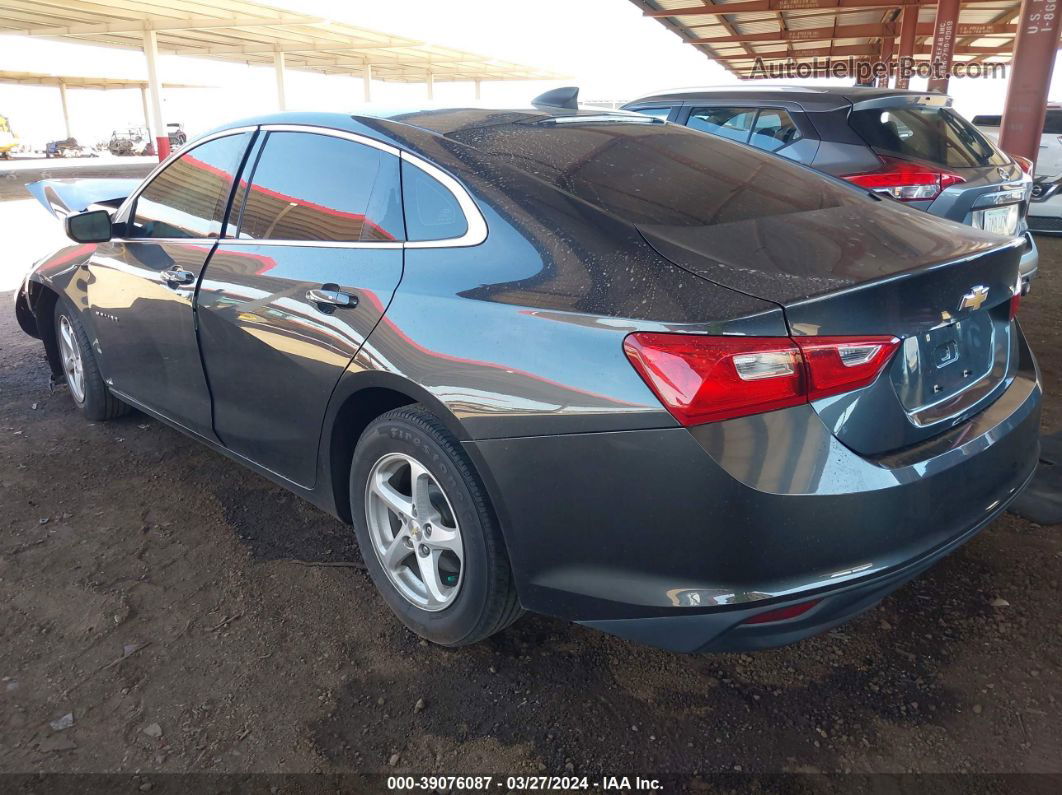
top-left (973, 106), bottom-right (1062, 178)
top-left (975, 107), bottom-right (1062, 233)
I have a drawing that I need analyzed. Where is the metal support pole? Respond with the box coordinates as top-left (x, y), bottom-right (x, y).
top-left (58, 82), bottom-right (72, 139)
top-left (895, 5), bottom-right (919, 89)
top-left (274, 50), bottom-right (287, 111)
top-left (474, 78), bottom-right (481, 100)
top-left (142, 28), bottom-right (169, 161)
top-left (877, 36), bottom-right (895, 86)
top-left (427, 72), bottom-right (434, 99)
top-left (999, 0), bottom-right (1062, 166)
top-left (140, 85), bottom-right (151, 130)
top-left (363, 64), bottom-right (373, 102)
top-left (928, 0), bottom-right (961, 93)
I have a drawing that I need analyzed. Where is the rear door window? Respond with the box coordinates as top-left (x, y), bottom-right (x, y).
top-left (749, 109), bottom-right (802, 152)
top-left (848, 106), bottom-right (1007, 168)
top-left (687, 107), bottom-right (755, 143)
top-left (401, 160), bottom-right (468, 242)
top-left (234, 131), bottom-right (404, 242)
top-left (129, 132), bottom-right (251, 239)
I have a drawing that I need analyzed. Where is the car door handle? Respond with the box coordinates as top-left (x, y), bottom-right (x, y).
top-left (306, 288), bottom-right (358, 308)
top-left (159, 268), bottom-right (195, 286)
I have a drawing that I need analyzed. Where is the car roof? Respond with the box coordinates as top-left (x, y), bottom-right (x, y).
top-left (207, 106), bottom-right (646, 141)
top-left (624, 85), bottom-right (949, 112)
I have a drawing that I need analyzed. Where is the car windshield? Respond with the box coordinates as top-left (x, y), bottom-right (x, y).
top-left (446, 120), bottom-right (849, 227)
top-left (849, 105), bottom-right (1008, 168)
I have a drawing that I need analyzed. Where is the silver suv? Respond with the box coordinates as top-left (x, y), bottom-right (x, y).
top-left (624, 86), bottom-right (1037, 287)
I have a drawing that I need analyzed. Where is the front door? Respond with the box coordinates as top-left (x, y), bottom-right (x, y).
top-left (195, 128), bottom-right (406, 487)
top-left (86, 131), bottom-right (254, 438)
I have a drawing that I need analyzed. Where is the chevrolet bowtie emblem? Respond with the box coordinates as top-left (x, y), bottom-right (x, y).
top-left (959, 285), bottom-right (989, 311)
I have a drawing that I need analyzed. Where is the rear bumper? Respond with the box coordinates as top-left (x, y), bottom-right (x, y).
top-left (581, 468), bottom-right (1033, 652)
top-left (469, 330), bottom-right (1041, 652)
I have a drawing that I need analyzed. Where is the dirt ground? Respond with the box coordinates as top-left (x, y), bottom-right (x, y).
top-left (0, 162), bottom-right (1060, 782)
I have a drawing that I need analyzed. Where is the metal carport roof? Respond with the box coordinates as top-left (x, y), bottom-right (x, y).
top-left (0, 0), bottom-right (561, 84)
top-left (629, 0), bottom-right (1027, 79)
top-left (0, 69), bottom-right (203, 90)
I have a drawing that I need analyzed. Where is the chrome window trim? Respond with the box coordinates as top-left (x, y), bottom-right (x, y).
top-left (116, 126), bottom-right (259, 223)
top-left (114, 122), bottom-right (487, 250)
top-left (399, 151), bottom-right (488, 248)
top-left (217, 239), bottom-right (404, 249)
top-left (257, 123), bottom-right (401, 157)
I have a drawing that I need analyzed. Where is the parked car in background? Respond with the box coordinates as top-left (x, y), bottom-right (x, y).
top-left (15, 106), bottom-right (1039, 653)
top-left (108, 127), bottom-right (152, 156)
top-left (167, 121), bottom-right (188, 149)
top-left (44, 137), bottom-right (97, 158)
top-left (973, 106), bottom-right (1062, 179)
top-left (624, 87), bottom-right (1038, 288)
top-left (1024, 173), bottom-right (1062, 233)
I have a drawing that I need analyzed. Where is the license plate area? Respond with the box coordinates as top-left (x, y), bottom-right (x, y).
top-left (972, 203), bottom-right (1021, 236)
top-left (893, 312), bottom-right (997, 414)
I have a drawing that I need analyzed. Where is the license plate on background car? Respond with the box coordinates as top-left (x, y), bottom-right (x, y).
top-left (980, 203), bottom-right (1020, 236)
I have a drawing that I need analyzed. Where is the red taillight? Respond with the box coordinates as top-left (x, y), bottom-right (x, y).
top-left (843, 155), bottom-right (965, 201)
top-left (794, 336), bottom-right (902, 401)
top-left (624, 333), bottom-right (901, 427)
top-left (1011, 154), bottom-right (1034, 175)
top-left (742, 599), bottom-right (820, 625)
top-left (622, 334), bottom-right (805, 426)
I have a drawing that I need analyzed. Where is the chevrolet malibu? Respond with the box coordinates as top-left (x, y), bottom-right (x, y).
top-left (15, 107), bottom-right (1041, 652)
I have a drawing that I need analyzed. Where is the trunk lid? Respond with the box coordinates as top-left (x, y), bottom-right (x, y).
top-left (639, 202), bottom-right (1025, 454)
top-left (26, 178), bottom-right (140, 219)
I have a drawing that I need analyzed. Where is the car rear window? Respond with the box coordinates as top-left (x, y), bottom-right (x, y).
top-left (1044, 110), bottom-right (1062, 134)
top-left (445, 120), bottom-right (847, 227)
top-left (849, 106), bottom-right (1007, 168)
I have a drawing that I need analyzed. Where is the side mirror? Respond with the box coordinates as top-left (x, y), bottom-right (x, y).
top-left (65, 209), bottom-right (113, 244)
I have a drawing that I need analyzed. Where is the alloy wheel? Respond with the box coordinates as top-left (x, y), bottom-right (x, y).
top-left (57, 315), bottom-right (86, 403)
top-left (365, 452), bottom-right (464, 611)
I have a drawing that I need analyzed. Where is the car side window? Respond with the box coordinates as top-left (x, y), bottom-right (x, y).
top-left (749, 109), bottom-right (803, 152)
top-left (632, 107), bottom-right (671, 121)
top-left (235, 131), bottom-right (404, 242)
top-left (128, 132), bottom-right (251, 239)
top-left (401, 160), bottom-right (469, 242)
top-left (686, 107), bottom-right (755, 143)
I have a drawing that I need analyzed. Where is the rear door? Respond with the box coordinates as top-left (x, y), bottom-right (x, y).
top-left (195, 127), bottom-right (405, 487)
top-left (87, 130), bottom-right (253, 438)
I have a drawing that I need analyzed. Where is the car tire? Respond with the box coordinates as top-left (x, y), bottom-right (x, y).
top-left (350, 405), bottom-right (523, 646)
top-left (53, 303), bottom-right (129, 421)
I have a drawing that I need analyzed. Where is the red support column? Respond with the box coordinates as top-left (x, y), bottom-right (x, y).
top-left (895, 5), bottom-right (920, 89)
top-left (928, 0), bottom-right (961, 93)
top-left (877, 35), bottom-right (896, 86)
top-left (999, 0), bottom-right (1062, 166)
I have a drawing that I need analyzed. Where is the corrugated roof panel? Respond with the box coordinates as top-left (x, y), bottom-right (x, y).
top-left (0, 0), bottom-right (562, 82)
top-left (630, 0), bottom-right (1022, 77)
